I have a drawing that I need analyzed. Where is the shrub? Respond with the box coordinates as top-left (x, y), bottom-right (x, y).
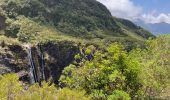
top-left (16, 16), bottom-right (41, 42)
top-left (0, 74), bottom-right (22, 100)
top-left (57, 88), bottom-right (90, 100)
top-left (60, 43), bottom-right (140, 99)
top-left (0, 74), bottom-right (89, 100)
top-left (60, 37), bottom-right (170, 99)
top-left (107, 90), bottom-right (130, 100)
top-left (5, 18), bottom-right (20, 38)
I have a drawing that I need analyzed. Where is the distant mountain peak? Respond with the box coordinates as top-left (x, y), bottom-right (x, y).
top-left (135, 20), bottom-right (170, 35)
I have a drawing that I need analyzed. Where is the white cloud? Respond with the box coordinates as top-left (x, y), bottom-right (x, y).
top-left (96, 0), bottom-right (142, 20)
top-left (97, 0), bottom-right (170, 24)
top-left (142, 13), bottom-right (170, 24)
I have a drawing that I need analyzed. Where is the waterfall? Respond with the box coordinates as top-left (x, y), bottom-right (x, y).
top-left (25, 43), bottom-right (46, 85)
top-left (27, 46), bottom-right (37, 84)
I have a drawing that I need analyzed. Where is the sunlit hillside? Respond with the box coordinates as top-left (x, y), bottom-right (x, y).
top-left (0, 0), bottom-right (169, 100)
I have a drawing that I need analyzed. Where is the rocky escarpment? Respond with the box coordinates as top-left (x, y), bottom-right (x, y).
top-left (0, 42), bottom-right (28, 74)
top-left (0, 40), bottom-right (80, 84)
top-left (42, 41), bottom-right (80, 83)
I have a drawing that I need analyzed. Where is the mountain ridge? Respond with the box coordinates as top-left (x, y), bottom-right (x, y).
top-left (135, 20), bottom-right (170, 35)
top-left (0, 0), bottom-right (154, 43)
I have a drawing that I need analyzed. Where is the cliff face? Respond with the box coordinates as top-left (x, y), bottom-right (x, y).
top-left (42, 41), bottom-right (80, 83)
top-left (0, 43), bottom-right (28, 74)
top-left (0, 41), bottom-right (80, 84)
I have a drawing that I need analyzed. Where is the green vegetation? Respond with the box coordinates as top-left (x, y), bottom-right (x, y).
top-left (0, 0), bottom-right (169, 100)
top-left (59, 35), bottom-right (170, 99)
top-left (0, 35), bottom-right (169, 99)
top-left (0, 74), bottom-right (90, 100)
top-left (0, 0), bottom-right (154, 44)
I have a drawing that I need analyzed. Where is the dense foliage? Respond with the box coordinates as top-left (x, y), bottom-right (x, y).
top-left (0, 74), bottom-right (90, 100)
top-left (59, 35), bottom-right (170, 99)
top-left (0, 35), bottom-right (169, 99)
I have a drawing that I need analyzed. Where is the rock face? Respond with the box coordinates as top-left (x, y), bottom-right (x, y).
top-left (0, 41), bottom-right (79, 84)
top-left (0, 43), bottom-right (28, 75)
top-left (42, 41), bottom-right (80, 84)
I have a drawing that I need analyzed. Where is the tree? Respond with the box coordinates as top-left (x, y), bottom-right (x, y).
top-left (60, 43), bottom-right (142, 99)
top-left (60, 36), bottom-right (170, 99)
top-left (129, 35), bottom-right (170, 98)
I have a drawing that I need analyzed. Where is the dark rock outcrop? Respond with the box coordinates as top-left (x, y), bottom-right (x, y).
top-left (42, 41), bottom-right (80, 84)
top-left (0, 43), bottom-right (28, 75)
top-left (0, 40), bottom-right (80, 84)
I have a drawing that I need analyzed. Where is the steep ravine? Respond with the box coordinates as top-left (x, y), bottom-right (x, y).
top-left (0, 41), bottom-right (80, 84)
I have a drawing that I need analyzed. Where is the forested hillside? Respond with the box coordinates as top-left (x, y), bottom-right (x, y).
top-left (0, 0), bottom-right (169, 100)
top-left (0, 0), bottom-right (154, 42)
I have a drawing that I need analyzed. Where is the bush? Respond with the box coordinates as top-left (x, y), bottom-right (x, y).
top-left (107, 90), bottom-right (130, 100)
top-left (0, 74), bottom-right (89, 100)
top-left (4, 16), bottom-right (42, 42)
top-left (60, 43), bottom-right (141, 99)
top-left (0, 74), bottom-right (22, 100)
top-left (16, 16), bottom-right (41, 42)
top-left (57, 88), bottom-right (90, 100)
top-left (131, 36), bottom-right (170, 97)
top-left (5, 18), bottom-right (20, 38)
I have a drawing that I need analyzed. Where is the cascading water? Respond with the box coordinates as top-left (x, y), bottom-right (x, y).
top-left (25, 43), bottom-right (46, 85)
top-left (27, 46), bottom-right (37, 84)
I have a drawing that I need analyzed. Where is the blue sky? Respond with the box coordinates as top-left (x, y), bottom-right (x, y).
top-left (133, 0), bottom-right (170, 14)
top-left (97, 0), bottom-right (170, 24)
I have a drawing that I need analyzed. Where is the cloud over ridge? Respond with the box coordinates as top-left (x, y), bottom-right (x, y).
top-left (97, 0), bottom-right (142, 20)
top-left (97, 0), bottom-right (170, 24)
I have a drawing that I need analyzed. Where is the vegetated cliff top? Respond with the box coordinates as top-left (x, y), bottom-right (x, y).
top-left (0, 0), bottom-right (154, 43)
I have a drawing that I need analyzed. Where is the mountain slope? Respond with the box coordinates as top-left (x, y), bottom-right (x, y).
top-left (0, 0), bottom-right (154, 41)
